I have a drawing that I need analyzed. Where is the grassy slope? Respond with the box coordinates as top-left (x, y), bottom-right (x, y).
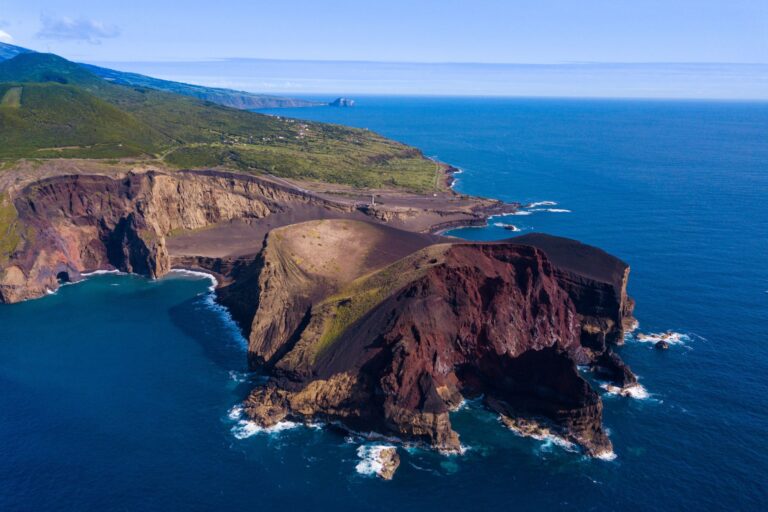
top-left (0, 53), bottom-right (439, 192)
top-left (0, 83), bottom-right (167, 158)
top-left (314, 244), bottom-right (448, 358)
top-left (0, 192), bottom-right (29, 266)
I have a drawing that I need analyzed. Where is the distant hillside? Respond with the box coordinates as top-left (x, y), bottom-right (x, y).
top-left (0, 42), bottom-right (323, 110)
top-left (0, 42), bottom-right (31, 61)
top-left (0, 52), bottom-right (438, 192)
top-left (0, 83), bottom-right (167, 158)
top-left (80, 63), bottom-right (324, 109)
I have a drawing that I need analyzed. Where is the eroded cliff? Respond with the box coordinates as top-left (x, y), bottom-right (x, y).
top-left (0, 169), bottom-right (491, 303)
top-left (216, 220), bottom-right (635, 457)
top-left (0, 170), bottom-right (637, 462)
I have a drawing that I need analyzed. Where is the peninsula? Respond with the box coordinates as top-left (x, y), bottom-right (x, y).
top-left (0, 48), bottom-right (639, 472)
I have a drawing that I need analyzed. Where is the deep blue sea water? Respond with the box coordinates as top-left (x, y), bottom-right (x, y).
top-left (2, 98), bottom-right (767, 510)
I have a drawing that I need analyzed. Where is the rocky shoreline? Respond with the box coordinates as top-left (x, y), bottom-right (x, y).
top-left (0, 167), bottom-right (638, 478)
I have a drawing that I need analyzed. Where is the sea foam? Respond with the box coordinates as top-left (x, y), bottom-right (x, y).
top-left (600, 383), bottom-right (650, 400)
top-left (227, 404), bottom-right (299, 439)
top-left (492, 222), bottom-right (522, 231)
top-left (80, 269), bottom-right (126, 277)
top-left (500, 416), bottom-right (578, 453)
top-left (633, 331), bottom-right (690, 345)
top-left (355, 445), bottom-right (394, 476)
top-left (528, 208), bottom-right (572, 213)
top-left (166, 269), bottom-right (248, 350)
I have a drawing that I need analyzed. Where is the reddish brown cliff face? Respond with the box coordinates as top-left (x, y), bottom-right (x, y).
top-left (239, 233), bottom-right (635, 458)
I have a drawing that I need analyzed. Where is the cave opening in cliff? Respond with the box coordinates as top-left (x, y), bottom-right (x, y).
top-left (56, 271), bottom-right (71, 284)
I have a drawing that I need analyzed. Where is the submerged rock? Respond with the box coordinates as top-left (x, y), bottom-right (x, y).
top-left (655, 340), bottom-right (670, 350)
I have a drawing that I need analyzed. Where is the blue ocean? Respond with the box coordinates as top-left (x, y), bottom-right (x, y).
top-left (1, 98), bottom-right (766, 510)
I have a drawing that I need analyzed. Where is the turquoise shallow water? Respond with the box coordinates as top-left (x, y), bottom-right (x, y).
top-left (2, 98), bottom-right (767, 510)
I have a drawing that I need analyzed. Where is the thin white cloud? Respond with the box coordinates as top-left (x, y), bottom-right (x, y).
top-left (0, 29), bottom-right (12, 43)
top-left (36, 15), bottom-right (120, 44)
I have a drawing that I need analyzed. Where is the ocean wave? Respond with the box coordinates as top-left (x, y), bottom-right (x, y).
top-left (528, 208), bottom-right (572, 213)
top-left (228, 370), bottom-right (252, 383)
top-left (500, 416), bottom-right (578, 453)
top-left (492, 222), bottom-right (522, 231)
top-left (633, 331), bottom-right (690, 345)
top-left (80, 269), bottom-right (125, 277)
top-left (166, 269), bottom-right (248, 350)
top-left (450, 399), bottom-right (469, 411)
top-left (228, 405), bottom-right (244, 421)
top-left (167, 268), bottom-right (217, 292)
top-left (226, 404), bottom-right (299, 439)
top-left (231, 419), bottom-right (300, 439)
top-left (595, 449), bottom-right (617, 461)
top-left (355, 444), bottom-right (395, 476)
top-left (601, 383), bottom-right (650, 400)
top-left (526, 201), bottom-right (558, 208)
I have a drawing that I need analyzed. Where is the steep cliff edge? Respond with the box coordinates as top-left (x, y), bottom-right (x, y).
top-left (218, 220), bottom-right (635, 457)
top-left (0, 169), bottom-right (494, 303)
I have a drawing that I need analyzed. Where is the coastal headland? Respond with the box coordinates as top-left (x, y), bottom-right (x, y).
top-left (0, 164), bottom-right (637, 462)
top-left (0, 47), bottom-right (639, 476)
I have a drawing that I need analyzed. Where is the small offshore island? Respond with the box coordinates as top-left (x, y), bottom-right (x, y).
top-left (0, 49), bottom-right (640, 479)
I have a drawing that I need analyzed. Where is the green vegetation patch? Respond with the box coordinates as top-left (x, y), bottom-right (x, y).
top-left (0, 86), bottom-right (21, 108)
top-left (0, 83), bottom-right (165, 158)
top-left (0, 53), bottom-right (443, 193)
top-left (0, 192), bottom-right (27, 266)
top-left (314, 245), bottom-right (448, 358)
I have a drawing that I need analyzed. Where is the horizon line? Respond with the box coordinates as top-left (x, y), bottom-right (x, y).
top-left (87, 56), bottom-right (768, 67)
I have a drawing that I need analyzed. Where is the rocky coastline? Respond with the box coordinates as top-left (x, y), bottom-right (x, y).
top-left (0, 167), bottom-right (638, 476)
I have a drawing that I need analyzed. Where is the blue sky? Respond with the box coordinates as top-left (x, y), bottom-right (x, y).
top-left (1, 1), bottom-right (767, 98)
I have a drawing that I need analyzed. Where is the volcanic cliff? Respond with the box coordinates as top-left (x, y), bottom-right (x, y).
top-left (218, 223), bottom-right (636, 457)
top-left (0, 168), bottom-right (636, 459)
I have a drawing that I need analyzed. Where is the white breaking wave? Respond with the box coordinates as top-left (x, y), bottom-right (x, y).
top-left (528, 208), bottom-right (572, 213)
top-left (501, 416), bottom-right (578, 453)
top-left (228, 405), bottom-right (244, 421)
top-left (601, 383), bottom-right (650, 400)
top-left (355, 444), bottom-right (394, 476)
top-left (80, 269), bottom-right (125, 277)
top-left (226, 404), bottom-right (299, 439)
top-left (228, 370), bottom-right (252, 383)
top-left (167, 268), bottom-right (217, 292)
top-left (232, 420), bottom-right (300, 439)
top-left (595, 449), bottom-right (617, 461)
top-left (450, 399), bottom-right (469, 412)
top-left (526, 201), bottom-right (558, 208)
top-left (166, 268), bottom-right (248, 350)
top-left (493, 222), bottom-right (522, 231)
top-left (634, 331), bottom-right (690, 345)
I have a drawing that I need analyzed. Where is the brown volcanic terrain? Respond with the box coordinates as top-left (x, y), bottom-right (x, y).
top-left (222, 224), bottom-right (636, 457)
top-left (0, 167), bottom-right (509, 302)
top-left (0, 166), bottom-right (637, 463)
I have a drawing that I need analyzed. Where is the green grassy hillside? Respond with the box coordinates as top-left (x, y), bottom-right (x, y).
top-left (0, 83), bottom-right (167, 158)
top-left (0, 53), bottom-right (439, 191)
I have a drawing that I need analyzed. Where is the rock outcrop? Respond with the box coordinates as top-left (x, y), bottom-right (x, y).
top-left (218, 221), bottom-right (635, 458)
